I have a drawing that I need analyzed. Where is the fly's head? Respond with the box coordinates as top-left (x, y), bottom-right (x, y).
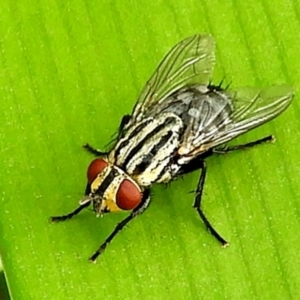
top-left (80, 158), bottom-right (142, 216)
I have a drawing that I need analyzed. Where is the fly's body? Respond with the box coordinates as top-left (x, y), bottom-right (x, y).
top-left (111, 112), bottom-right (183, 186)
top-left (51, 34), bottom-right (293, 262)
top-left (110, 85), bottom-right (235, 186)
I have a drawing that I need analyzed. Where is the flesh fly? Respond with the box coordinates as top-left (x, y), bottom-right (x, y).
top-left (51, 34), bottom-right (293, 262)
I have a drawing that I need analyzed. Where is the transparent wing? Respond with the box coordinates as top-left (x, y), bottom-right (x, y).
top-left (127, 34), bottom-right (216, 128)
top-left (178, 85), bottom-right (294, 156)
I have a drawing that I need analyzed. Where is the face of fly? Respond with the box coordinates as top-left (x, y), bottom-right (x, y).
top-left (80, 158), bottom-right (143, 215)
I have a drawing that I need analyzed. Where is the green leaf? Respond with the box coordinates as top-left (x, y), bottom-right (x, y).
top-left (0, 1), bottom-right (299, 299)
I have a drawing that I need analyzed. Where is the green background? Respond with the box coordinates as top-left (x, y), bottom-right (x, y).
top-left (0, 0), bottom-right (299, 299)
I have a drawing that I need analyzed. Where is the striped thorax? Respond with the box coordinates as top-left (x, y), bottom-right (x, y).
top-left (83, 112), bottom-right (184, 214)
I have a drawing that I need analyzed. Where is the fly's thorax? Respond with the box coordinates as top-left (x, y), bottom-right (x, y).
top-left (110, 113), bottom-right (184, 186)
top-left (85, 158), bottom-right (142, 215)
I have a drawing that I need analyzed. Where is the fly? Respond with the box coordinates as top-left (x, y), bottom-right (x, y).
top-left (50, 34), bottom-right (293, 262)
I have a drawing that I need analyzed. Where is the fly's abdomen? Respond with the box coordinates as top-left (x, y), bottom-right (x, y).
top-left (111, 113), bottom-right (184, 186)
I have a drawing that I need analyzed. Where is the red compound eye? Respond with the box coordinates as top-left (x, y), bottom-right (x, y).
top-left (116, 179), bottom-right (142, 210)
top-left (87, 158), bottom-right (108, 183)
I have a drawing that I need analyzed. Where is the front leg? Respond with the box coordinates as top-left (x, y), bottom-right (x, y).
top-left (50, 199), bottom-right (91, 222)
top-left (89, 188), bottom-right (151, 262)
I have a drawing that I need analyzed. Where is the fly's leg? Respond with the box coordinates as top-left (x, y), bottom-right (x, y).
top-left (177, 134), bottom-right (273, 245)
top-left (193, 161), bottom-right (228, 246)
top-left (213, 135), bottom-right (274, 154)
top-left (178, 160), bottom-right (228, 246)
top-left (50, 201), bottom-right (91, 222)
top-left (83, 115), bottom-right (131, 156)
top-left (89, 189), bottom-right (151, 262)
top-left (82, 144), bottom-right (109, 156)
